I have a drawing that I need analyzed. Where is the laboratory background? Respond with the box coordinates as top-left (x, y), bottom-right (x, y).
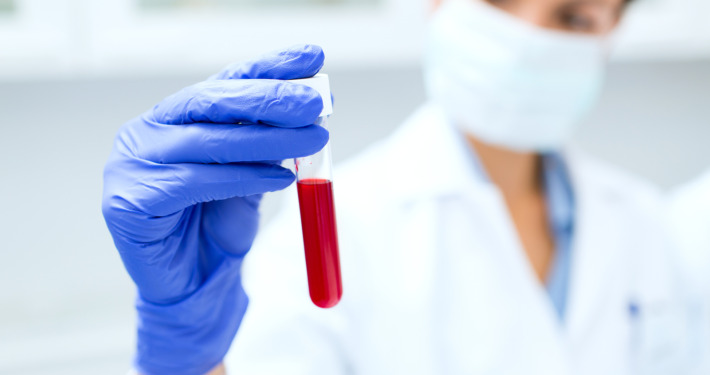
top-left (0, 0), bottom-right (709, 374)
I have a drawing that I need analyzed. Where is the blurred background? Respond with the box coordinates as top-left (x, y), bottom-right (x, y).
top-left (0, 0), bottom-right (708, 374)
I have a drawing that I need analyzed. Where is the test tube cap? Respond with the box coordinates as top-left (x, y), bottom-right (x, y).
top-left (291, 74), bottom-right (333, 117)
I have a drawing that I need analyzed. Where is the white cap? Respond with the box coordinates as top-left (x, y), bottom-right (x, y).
top-left (291, 73), bottom-right (333, 117)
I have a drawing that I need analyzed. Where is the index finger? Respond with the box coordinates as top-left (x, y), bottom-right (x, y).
top-left (210, 44), bottom-right (324, 81)
top-left (151, 79), bottom-right (323, 127)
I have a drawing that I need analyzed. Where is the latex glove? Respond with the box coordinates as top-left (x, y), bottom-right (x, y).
top-left (102, 44), bottom-right (329, 375)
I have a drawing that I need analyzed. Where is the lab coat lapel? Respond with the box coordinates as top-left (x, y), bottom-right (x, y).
top-left (445, 185), bottom-right (570, 373)
top-left (386, 104), bottom-right (569, 373)
top-left (563, 150), bottom-right (627, 344)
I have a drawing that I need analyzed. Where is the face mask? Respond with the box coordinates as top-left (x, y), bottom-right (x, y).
top-left (423, 0), bottom-right (607, 152)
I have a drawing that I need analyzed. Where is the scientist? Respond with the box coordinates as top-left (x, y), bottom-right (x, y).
top-left (102, 0), bottom-right (692, 374)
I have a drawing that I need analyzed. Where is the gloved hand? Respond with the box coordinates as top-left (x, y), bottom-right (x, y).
top-left (102, 44), bottom-right (329, 375)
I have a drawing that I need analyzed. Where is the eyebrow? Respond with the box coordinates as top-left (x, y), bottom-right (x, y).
top-left (563, 0), bottom-right (616, 5)
top-left (560, 0), bottom-right (620, 9)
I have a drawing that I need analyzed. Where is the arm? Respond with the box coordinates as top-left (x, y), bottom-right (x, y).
top-left (207, 364), bottom-right (226, 375)
top-left (103, 44), bottom-right (329, 375)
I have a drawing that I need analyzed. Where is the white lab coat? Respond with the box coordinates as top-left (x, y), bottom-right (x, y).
top-left (668, 170), bottom-right (710, 296)
top-left (225, 104), bottom-right (690, 375)
top-left (667, 170), bottom-right (710, 374)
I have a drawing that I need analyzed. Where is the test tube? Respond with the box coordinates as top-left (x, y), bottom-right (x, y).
top-left (291, 74), bottom-right (342, 309)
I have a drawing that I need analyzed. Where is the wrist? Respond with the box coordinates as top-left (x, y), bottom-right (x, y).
top-left (130, 362), bottom-right (225, 375)
top-left (133, 258), bottom-right (247, 375)
top-left (206, 363), bottom-right (226, 375)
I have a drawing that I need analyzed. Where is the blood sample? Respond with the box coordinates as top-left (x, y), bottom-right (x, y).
top-left (297, 178), bottom-right (342, 308)
top-left (291, 74), bottom-right (342, 308)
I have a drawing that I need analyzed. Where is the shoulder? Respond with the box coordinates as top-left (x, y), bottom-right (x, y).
top-left (666, 169), bottom-right (710, 291)
top-left (668, 169), bottom-right (710, 217)
top-left (565, 147), bottom-right (664, 216)
top-left (566, 149), bottom-right (682, 296)
top-left (332, 105), bottom-right (437, 211)
top-left (667, 170), bottom-right (710, 246)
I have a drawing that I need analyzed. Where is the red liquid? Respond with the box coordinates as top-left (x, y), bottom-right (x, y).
top-left (296, 178), bottom-right (342, 308)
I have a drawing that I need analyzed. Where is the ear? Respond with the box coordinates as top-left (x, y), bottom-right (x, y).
top-left (610, 0), bottom-right (632, 31)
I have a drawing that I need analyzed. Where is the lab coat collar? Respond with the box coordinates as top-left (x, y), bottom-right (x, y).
top-left (381, 103), bottom-right (497, 203)
top-left (560, 147), bottom-right (633, 343)
top-left (381, 104), bottom-right (575, 207)
top-left (382, 103), bottom-right (624, 342)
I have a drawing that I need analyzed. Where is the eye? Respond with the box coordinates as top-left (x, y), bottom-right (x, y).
top-left (559, 11), bottom-right (597, 33)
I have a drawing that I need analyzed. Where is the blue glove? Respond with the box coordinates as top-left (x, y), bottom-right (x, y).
top-left (102, 44), bottom-right (329, 375)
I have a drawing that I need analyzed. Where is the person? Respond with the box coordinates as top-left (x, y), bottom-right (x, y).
top-left (101, 0), bottom-right (694, 374)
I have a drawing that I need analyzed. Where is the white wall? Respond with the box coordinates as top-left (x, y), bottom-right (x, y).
top-left (1, 0), bottom-right (710, 80)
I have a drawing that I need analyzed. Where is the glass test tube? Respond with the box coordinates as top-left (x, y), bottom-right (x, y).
top-left (291, 74), bottom-right (342, 309)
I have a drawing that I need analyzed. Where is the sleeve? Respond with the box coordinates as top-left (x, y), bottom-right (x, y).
top-left (665, 171), bottom-right (710, 375)
top-left (667, 170), bottom-right (710, 295)
top-left (223, 186), bottom-right (354, 375)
